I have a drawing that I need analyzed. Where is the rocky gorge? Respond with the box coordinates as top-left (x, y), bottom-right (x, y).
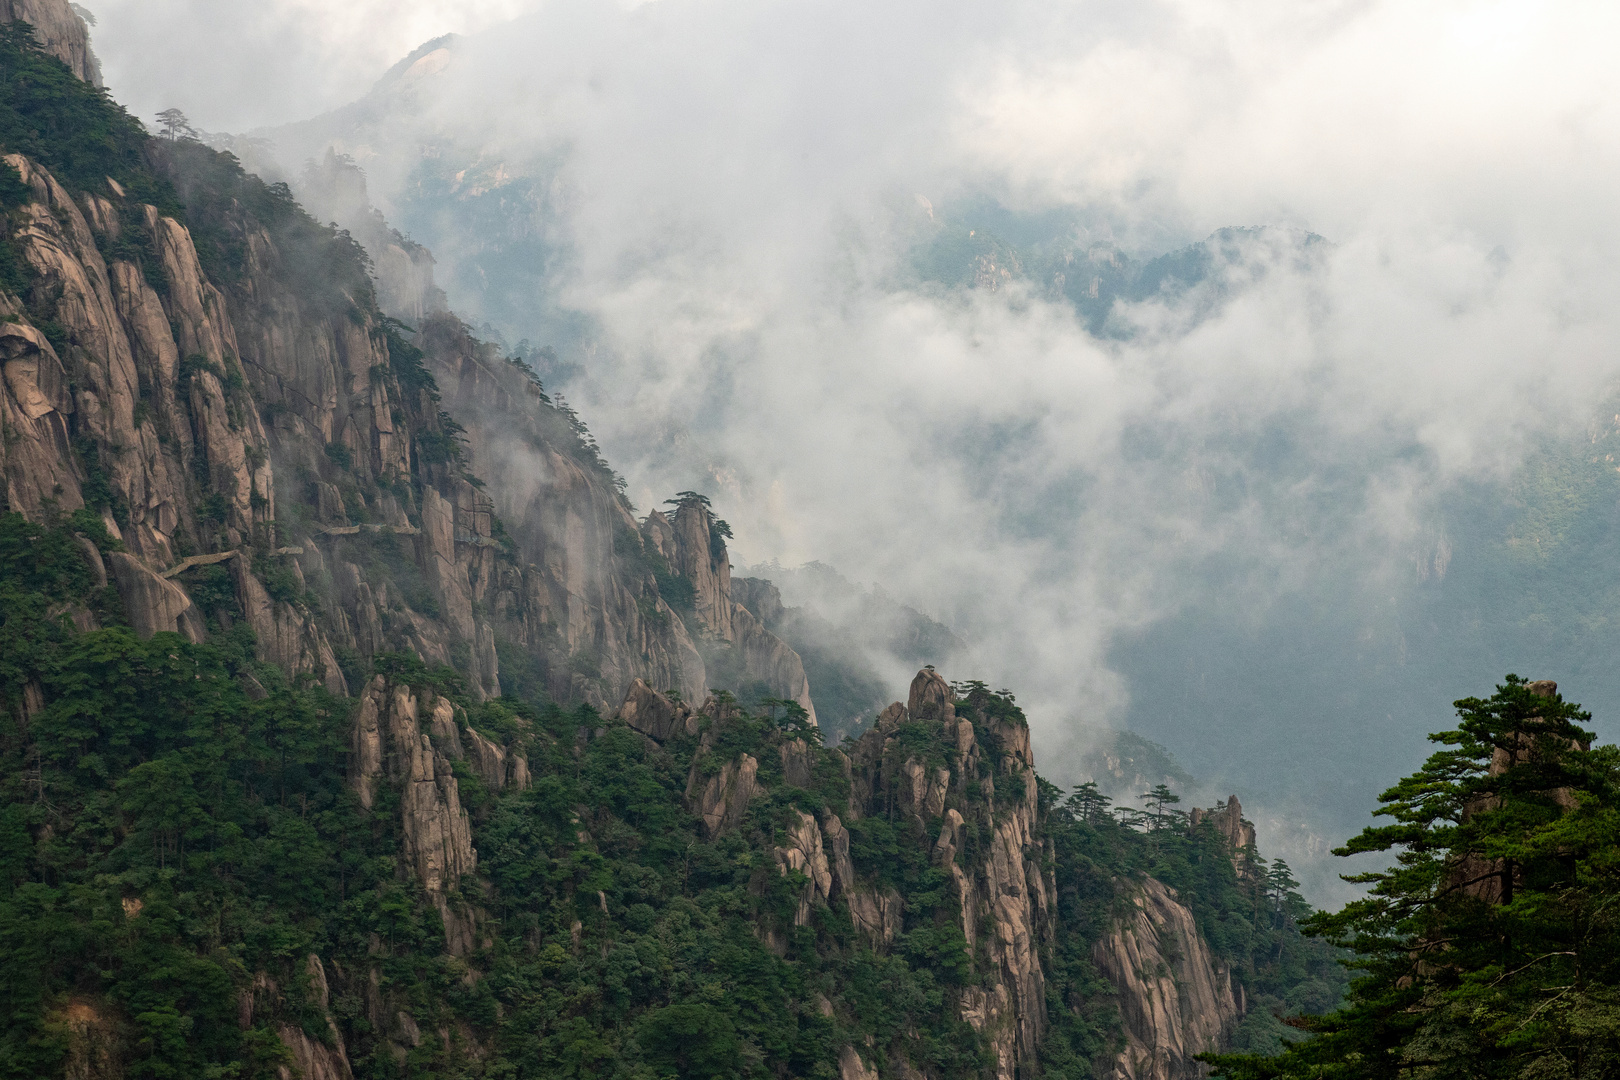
top-left (0, 7), bottom-right (1344, 1080)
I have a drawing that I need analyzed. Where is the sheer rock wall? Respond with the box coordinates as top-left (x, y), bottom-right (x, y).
top-left (1092, 877), bottom-right (1243, 1080)
top-left (0, 143), bottom-right (808, 718)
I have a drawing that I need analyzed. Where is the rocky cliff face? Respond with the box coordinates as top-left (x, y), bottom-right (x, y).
top-left (1092, 877), bottom-right (1244, 1080)
top-left (0, 130), bottom-right (814, 720)
top-left (0, 0), bottom-right (99, 84)
top-left (621, 666), bottom-right (1250, 1080)
top-left (351, 676), bottom-right (481, 954)
top-left (854, 670), bottom-right (1053, 1080)
top-left (643, 501), bottom-right (818, 722)
top-left (295, 148), bottom-right (447, 325)
top-left (420, 315), bottom-right (713, 709)
top-left (650, 668), bottom-right (1052, 1080)
top-left (1189, 796), bottom-right (1257, 878)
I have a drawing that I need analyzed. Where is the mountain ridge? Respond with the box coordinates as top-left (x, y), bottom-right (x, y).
top-left (0, 10), bottom-right (1340, 1079)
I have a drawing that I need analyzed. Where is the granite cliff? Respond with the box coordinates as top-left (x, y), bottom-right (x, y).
top-left (0, 18), bottom-right (813, 720)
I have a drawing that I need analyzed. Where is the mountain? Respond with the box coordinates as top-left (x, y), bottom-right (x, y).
top-left (0, 9), bottom-right (1340, 1079)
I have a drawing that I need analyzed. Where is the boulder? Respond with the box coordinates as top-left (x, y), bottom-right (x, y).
top-left (617, 678), bottom-right (696, 741)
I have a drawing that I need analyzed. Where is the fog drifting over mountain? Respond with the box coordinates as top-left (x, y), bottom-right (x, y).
top-left (84, 0), bottom-right (1620, 900)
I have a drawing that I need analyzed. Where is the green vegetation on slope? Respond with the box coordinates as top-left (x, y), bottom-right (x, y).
top-left (1043, 779), bottom-right (1348, 1066)
top-left (0, 510), bottom-right (1341, 1079)
top-left (0, 22), bottom-right (176, 209)
top-left (0, 512), bottom-right (376, 1079)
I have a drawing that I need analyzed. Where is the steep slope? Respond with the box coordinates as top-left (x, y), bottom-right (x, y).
top-left (733, 564), bottom-right (970, 744)
top-left (1092, 878), bottom-right (1242, 1080)
top-left (0, 14), bottom-right (813, 720)
top-left (0, 19), bottom-right (1343, 1080)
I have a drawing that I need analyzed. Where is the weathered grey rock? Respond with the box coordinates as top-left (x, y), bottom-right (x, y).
top-left (618, 678), bottom-right (696, 741)
top-left (732, 603), bottom-right (817, 723)
top-left (773, 809), bottom-right (834, 925)
top-left (351, 678), bottom-right (477, 955)
top-left (463, 724), bottom-right (507, 791)
top-left (274, 955), bottom-right (355, 1080)
top-left (908, 667), bottom-right (956, 722)
top-left (71, 534), bottom-right (105, 587)
top-left (838, 1046), bottom-right (879, 1080)
top-left (230, 556), bottom-right (346, 695)
top-left (1189, 795), bottom-right (1257, 878)
top-left (427, 319), bottom-right (710, 706)
top-left (646, 501), bottom-right (818, 723)
top-left (731, 576), bottom-right (786, 627)
top-left (106, 552), bottom-right (205, 642)
top-left (686, 752), bottom-right (762, 839)
top-left (1093, 877), bottom-right (1242, 1080)
top-left (840, 669), bottom-right (1050, 1080)
top-left (780, 737), bottom-right (814, 788)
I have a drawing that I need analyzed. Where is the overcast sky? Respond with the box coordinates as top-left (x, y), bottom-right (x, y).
top-left (75, 0), bottom-right (1620, 898)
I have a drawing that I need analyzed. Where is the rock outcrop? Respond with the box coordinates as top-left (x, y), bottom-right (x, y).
top-left (687, 752), bottom-right (763, 839)
top-left (678, 667), bottom-right (1054, 1080)
top-left (0, 0), bottom-right (100, 84)
top-left (351, 677), bottom-right (477, 954)
top-left (105, 552), bottom-right (206, 642)
top-left (882, 673), bottom-right (1050, 1080)
top-left (618, 678), bottom-right (699, 742)
top-left (1189, 795), bottom-right (1257, 877)
top-left (848, 670), bottom-right (1053, 1078)
top-left (237, 955), bottom-right (356, 1080)
top-left (1093, 877), bottom-right (1243, 1080)
top-left (643, 500), bottom-right (818, 723)
top-left (774, 809), bottom-right (835, 925)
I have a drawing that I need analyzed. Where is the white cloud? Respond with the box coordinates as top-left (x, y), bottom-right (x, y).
top-left (84, 0), bottom-right (543, 130)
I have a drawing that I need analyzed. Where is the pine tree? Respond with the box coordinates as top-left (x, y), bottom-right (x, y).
top-left (1142, 783), bottom-right (1183, 840)
top-left (1067, 780), bottom-right (1112, 825)
top-left (1204, 675), bottom-right (1620, 1079)
top-left (154, 108), bottom-right (198, 142)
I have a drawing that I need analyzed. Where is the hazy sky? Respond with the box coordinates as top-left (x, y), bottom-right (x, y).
top-left (86, 0), bottom-right (541, 130)
top-left (76, 0), bottom-right (1620, 898)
